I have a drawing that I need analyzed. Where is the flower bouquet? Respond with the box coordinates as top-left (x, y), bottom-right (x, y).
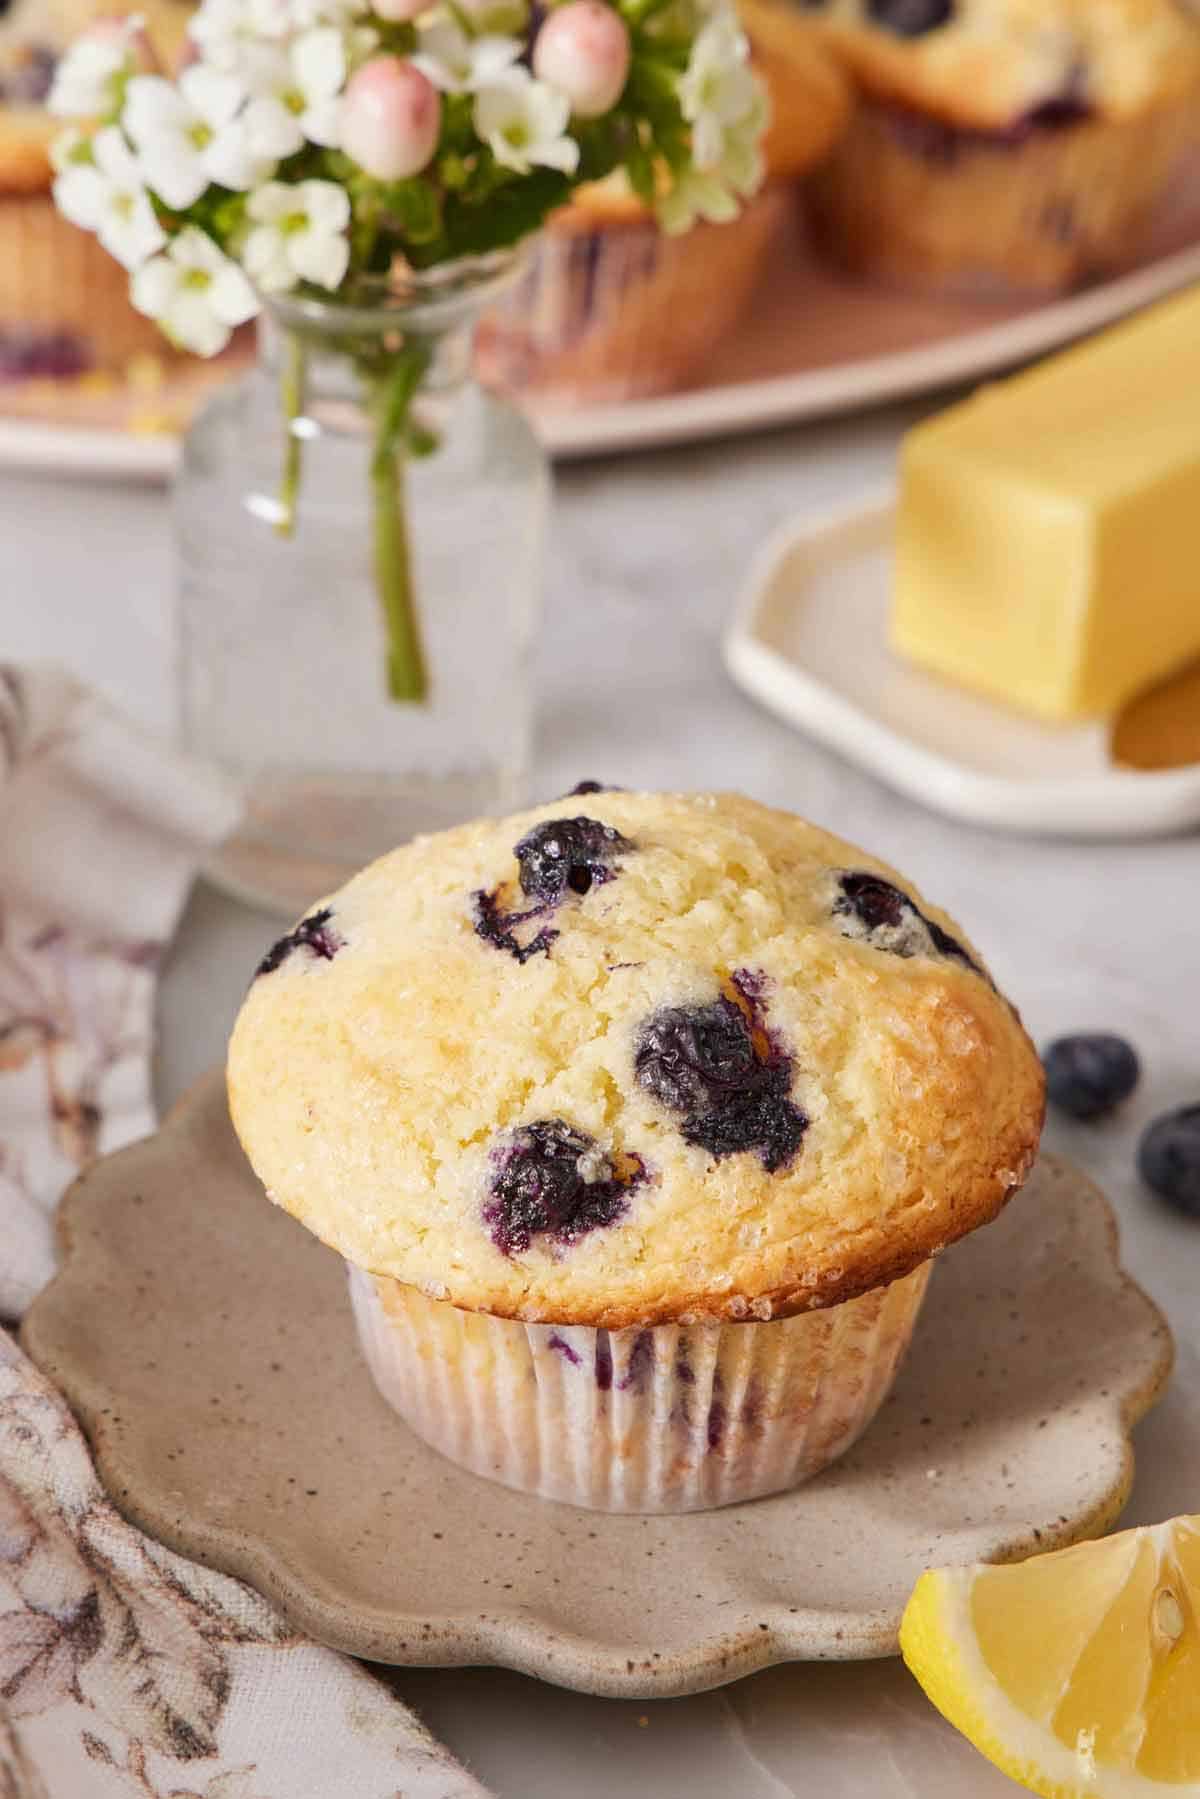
top-left (49, 0), bottom-right (768, 703)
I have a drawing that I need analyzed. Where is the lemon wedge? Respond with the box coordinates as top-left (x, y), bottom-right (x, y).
top-left (900, 1516), bottom-right (1200, 1797)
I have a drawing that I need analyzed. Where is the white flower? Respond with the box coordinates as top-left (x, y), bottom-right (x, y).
top-left (242, 28), bottom-right (347, 156)
top-left (131, 226), bottom-right (259, 355)
top-left (289, 0), bottom-right (361, 26)
top-left (655, 165), bottom-right (738, 234)
top-left (717, 92), bottom-right (767, 195)
top-left (190, 0), bottom-right (359, 66)
top-left (47, 17), bottom-right (141, 119)
top-left (412, 14), bottom-right (522, 94)
top-left (242, 178), bottom-right (350, 293)
top-left (678, 10), bottom-right (761, 171)
top-left (189, 0), bottom-right (286, 64)
top-left (124, 66), bottom-right (270, 208)
top-left (473, 71), bottom-right (579, 175)
top-left (52, 126), bottom-right (167, 270)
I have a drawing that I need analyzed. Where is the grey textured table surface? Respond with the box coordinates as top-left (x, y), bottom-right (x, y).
top-left (5, 398), bottom-right (1198, 1797)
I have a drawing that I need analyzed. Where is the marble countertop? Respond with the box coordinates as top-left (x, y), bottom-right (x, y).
top-left (5, 395), bottom-right (1198, 1798)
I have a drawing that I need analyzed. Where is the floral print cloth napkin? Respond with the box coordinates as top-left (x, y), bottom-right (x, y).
top-left (0, 667), bottom-right (487, 1799)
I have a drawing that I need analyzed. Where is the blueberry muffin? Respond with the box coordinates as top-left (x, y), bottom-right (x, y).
top-left (228, 791), bottom-right (1044, 1512)
top-left (799, 0), bottom-right (1200, 293)
top-left (0, 0), bottom-right (193, 377)
top-left (476, 5), bottom-right (850, 406)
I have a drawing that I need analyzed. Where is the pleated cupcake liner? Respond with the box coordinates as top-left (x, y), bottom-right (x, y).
top-left (348, 1258), bottom-right (932, 1515)
top-left (474, 187), bottom-right (784, 407)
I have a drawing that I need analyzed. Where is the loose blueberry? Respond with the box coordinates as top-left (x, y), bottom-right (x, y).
top-left (564, 780), bottom-right (617, 796)
top-left (635, 975), bottom-right (808, 1174)
top-left (1138, 1106), bottom-right (1200, 1219)
top-left (255, 907), bottom-right (341, 977)
top-left (514, 815), bottom-right (632, 903)
top-left (833, 871), bottom-right (982, 975)
top-left (483, 1120), bottom-right (640, 1257)
top-left (867, 0), bottom-right (954, 34)
top-left (1043, 1034), bottom-right (1140, 1121)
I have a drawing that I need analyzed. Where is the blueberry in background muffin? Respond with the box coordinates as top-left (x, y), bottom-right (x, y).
top-left (795, 0), bottom-right (1200, 292)
top-left (228, 791), bottom-right (1045, 1512)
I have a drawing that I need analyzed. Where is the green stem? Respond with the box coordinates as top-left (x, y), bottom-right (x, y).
top-left (370, 435), bottom-right (428, 703)
top-left (275, 330), bottom-right (307, 539)
top-left (366, 342), bottom-right (434, 705)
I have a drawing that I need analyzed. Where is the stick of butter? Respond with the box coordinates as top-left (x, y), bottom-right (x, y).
top-left (892, 288), bottom-right (1200, 724)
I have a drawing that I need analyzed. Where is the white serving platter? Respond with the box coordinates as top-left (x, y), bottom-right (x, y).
top-left (724, 492), bottom-right (1200, 839)
top-left (4, 199), bottom-right (1200, 479)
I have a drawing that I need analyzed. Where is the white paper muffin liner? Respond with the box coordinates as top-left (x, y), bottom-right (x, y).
top-left (347, 1260), bottom-right (932, 1514)
top-left (473, 187), bottom-right (784, 407)
top-left (809, 96), bottom-right (1200, 296)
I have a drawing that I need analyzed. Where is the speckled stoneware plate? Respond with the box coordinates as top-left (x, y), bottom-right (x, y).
top-left (22, 1073), bottom-right (1172, 1700)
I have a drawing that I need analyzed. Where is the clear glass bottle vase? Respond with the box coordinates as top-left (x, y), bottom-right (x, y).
top-left (175, 256), bottom-right (548, 916)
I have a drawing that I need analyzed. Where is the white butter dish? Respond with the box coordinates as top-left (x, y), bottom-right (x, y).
top-left (723, 491), bottom-right (1200, 839)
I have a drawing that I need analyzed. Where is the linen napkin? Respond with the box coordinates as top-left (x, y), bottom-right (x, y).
top-left (0, 665), bottom-right (487, 1799)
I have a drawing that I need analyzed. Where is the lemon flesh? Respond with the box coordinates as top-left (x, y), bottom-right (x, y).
top-left (900, 1516), bottom-right (1200, 1798)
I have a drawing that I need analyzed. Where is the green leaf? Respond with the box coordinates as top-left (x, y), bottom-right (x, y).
top-left (371, 19), bottom-right (418, 52)
top-left (625, 138), bottom-right (657, 205)
top-left (438, 91), bottom-right (480, 156)
top-left (438, 150), bottom-right (473, 192)
top-left (379, 176), bottom-right (443, 245)
top-left (574, 115), bottom-right (628, 184)
top-left (161, 185), bottom-right (248, 250)
top-left (416, 166), bottom-right (571, 264)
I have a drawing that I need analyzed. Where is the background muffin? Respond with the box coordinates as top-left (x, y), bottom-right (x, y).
top-left (0, 0), bottom-right (194, 378)
top-left (476, 4), bottom-right (851, 405)
top-left (799, 0), bottom-right (1200, 293)
top-left (228, 792), bottom-right (1044, 1510)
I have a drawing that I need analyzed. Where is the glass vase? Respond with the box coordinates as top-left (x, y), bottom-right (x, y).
top-left (175, 255), bottom-right (548, 917)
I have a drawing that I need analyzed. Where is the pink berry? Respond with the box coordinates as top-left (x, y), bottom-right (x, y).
top-left (533, 0), bottom-right (631, 119)
top-left (340, 56), bottom-right (441, 181)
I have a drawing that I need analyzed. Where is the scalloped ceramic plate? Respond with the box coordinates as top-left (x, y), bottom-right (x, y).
top-left (22, 1073), bottom-right (1172, 1699)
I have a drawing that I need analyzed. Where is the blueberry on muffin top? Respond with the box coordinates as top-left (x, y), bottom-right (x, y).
top-left (227, 791), bottom-right (1044, 1328)
top-left (800, 0), bottom-right (1200, 128)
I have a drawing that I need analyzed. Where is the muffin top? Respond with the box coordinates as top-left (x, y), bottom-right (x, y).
top-left (227, 791), bottom-right (1044, 1328)
top-left (739, 0), bottom-right (853, 181)
top-left (800, 0), bottom-right (1200, 127)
